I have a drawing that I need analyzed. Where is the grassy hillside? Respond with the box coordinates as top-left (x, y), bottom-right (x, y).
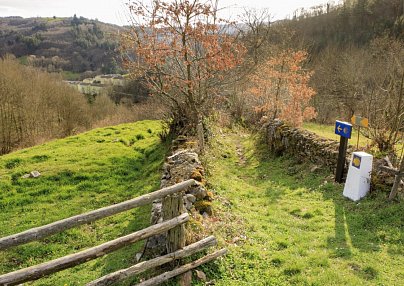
top-left (200, 127), bottom-right (403, 285)
top-left (0, 120), bottom-right (166, 285)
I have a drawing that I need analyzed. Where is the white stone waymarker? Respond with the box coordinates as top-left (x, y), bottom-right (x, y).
top-left (343, 151), bottom-right (373, 201)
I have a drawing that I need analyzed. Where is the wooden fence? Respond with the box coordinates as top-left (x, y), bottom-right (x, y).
top-left (0, 179), bottom-right (226, 286)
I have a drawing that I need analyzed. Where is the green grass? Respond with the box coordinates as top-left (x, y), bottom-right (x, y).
top-left (0, 120), bottom-right (167, 285)
top-left (61, 70), bottom-right (81, 81)
top-left (303, 122), bottom-right (404, 158)
top-left (303, 122), bottom-right (372, 148)
top-left (45, 17), bottom-right (64, 23)
top-left (198, 127), bottom-right (404, 285)
top-left (18, 56), bottom-right (28, 66)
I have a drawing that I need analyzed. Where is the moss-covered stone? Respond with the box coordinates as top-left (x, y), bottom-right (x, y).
top-left (194, 200), bottom-right (213, 215)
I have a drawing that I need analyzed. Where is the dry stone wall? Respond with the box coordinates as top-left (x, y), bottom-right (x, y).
top-left (264, 120), bottom-right (352, 171)
top-left (145, 136), bottom-right (212, 256)
top-left (264, 120), bottom-right (397, 190)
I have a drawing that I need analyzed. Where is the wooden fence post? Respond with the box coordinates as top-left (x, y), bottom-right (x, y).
top-left (163, 192), bottom-right (188, 284)
top-left (163, 194), bottom-right (186, 254)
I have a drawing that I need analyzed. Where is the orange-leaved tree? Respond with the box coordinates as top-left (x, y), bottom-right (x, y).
top-left (121, 0), bottom-right (245, 133)
top-left (248, 49), bottom-right (316, 127)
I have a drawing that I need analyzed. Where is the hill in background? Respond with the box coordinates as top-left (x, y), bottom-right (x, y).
top-left (0, 16), bottom-right (123, 78)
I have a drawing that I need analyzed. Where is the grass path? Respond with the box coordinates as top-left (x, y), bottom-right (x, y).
top-left (200, 128), bottom-right (403, 286)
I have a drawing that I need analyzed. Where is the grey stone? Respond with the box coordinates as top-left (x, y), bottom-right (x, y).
top-left (135, 252), bottom-right (143, 262)
top-left (310, 165), bottom-right (320, 173)
top-left (185, 194), bottom-right (196, 203)
top-left (184, 200), bottom-right (193, 211)
top-left (195, 270), bottom-right (207, 281)
top-left (189, 186), bottom-right (207, 200)
top-left (145, 135), bottom-right (211, 256)
top-left (30, 171), bottom-right (41, 178)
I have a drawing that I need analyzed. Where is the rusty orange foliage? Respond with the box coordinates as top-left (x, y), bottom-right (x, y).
top-left (121, 0), bottom-right (246, 123)
top-left (249, 49), bottom-right (317, 127)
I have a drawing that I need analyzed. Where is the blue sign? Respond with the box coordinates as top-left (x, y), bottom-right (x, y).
top-left (335, 120), bottom-right (352, 139)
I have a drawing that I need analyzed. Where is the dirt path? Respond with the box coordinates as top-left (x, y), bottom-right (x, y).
top-left (235, 140), bottom-right (246, 166)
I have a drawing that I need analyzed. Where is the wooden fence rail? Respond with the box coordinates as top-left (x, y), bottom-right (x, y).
top-left (0, 179), bottom-right (195, 250)
top-left (137, 249), bottom-right (227, 286)
top-left (0, 214), bottom-right (189, 286)
top-left (0, 179), bottom-right (225, 285)
top-left (87, 235), bottom-right (217, 286)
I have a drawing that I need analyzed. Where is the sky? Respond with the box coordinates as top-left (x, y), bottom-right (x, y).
top-left (0, 0), bottom-right (339, 26)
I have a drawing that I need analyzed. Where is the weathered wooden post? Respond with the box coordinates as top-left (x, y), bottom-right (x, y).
top-left (163, 193), bottom-right (186, 254)
top-left (162, 191), bottom-right (188, 284)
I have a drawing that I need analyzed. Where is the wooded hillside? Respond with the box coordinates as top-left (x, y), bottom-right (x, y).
top-left (0, 16), bottom-right (122, 75)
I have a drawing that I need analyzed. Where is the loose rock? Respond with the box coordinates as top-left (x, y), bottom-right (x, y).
top-left (30, 171), bottom-right (41, 178)
top-left (195, 270), bottom-right (207, 281)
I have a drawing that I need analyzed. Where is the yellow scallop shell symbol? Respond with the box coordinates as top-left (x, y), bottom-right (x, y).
top-left (353, 157), bottom-right (361, 167)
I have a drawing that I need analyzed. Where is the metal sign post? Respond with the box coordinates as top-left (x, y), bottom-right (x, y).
top-left (351, 115), bottom-right (369, 149)
top-left (335, 120), bottom-right (352, 183)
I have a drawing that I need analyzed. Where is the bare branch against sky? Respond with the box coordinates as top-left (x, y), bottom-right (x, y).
top-left (0, 0), bottom-right (339, 25)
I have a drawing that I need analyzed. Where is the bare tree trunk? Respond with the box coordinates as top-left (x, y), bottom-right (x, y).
top-left (389, 157), bottom-right (404, 200)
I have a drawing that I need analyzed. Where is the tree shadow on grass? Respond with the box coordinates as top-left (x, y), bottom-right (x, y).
top-left (322, 186), bottom-right (404, 256)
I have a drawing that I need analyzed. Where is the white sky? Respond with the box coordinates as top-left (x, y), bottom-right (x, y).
top-left (0, 0), bottom-right (340, 26)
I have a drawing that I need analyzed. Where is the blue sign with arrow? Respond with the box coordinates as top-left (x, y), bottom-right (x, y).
top-left (335, 120), bottom-right (352, 139)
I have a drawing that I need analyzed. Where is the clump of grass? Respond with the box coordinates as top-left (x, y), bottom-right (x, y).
top-left (31, 155), bottom-right (49, 163)
top-left (5, 158), bottom-right (23, 169)
top-left (271, 258), bottom-right (282, 267)
top-left (362, 266), bottom-right (378, 280)
top-left (119, 138), bottom-right (130, 146)
top-left (283, 267), bottom-right (301, 276)
top-left (135, 134), bottom-right (145, 140)
top-left (276, 241), bottom-right (288, 250)
top-left (302, 212), bottom-right (314, 219)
